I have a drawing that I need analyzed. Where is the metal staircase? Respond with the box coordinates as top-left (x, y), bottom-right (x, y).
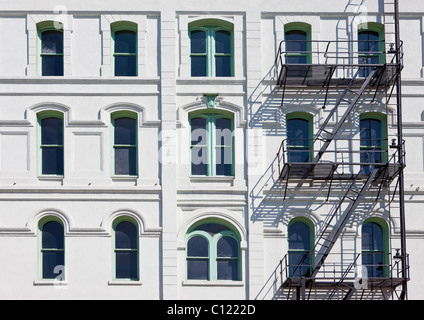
top-left (270, 0), bottom-right (409, 300)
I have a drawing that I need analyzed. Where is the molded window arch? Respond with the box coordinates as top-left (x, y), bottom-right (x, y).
top-left (287, 217), bottom-right (314, 277)
top-left (37, 110), bottom-right (64, 176)
top-left (186, 219), bottom-right (241, 281)
top-left (286, 112), bottom-right (313, 162)
top-left (189, 109), bottom-right (234, 176)
top-left (111, 21), bottom-right (138, 76)
top-left (37, 21), bottom-right (64, 76)
top-left (284, 22), bottom-right (312, 77)
top-left (38, 216), bottom-right (65, 280)
top-left (362, 218), bottom-right (389, 278)
top-left (111, 111), bottom-right (138, 176)
top-left (112, 217), bottom-right (140, 280)
top-left (358, 23), bottom-right (385, 77)
top-left (189, 19), bottom-right (234, 77)
top-left (359, 112), bottom-right (387, 174)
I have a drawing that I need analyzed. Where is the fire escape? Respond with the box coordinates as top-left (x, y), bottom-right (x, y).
top-left (273, 0), bottom-right (409, 300)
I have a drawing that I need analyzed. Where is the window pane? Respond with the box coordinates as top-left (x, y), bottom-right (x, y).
top-left (42, 147), bottom-right (64, 175)
top-left (286, 55), bottom-right (307, 65)
top-left (362, 222), bottom-right (384, 251)
top-left (115, 221), bottom-right (137, 249)
top-left (42, 221), bottom-right (64, 249)
top-left (285, 30), bottom-right (307, 53)
top-left (115, 55), bottom-right (137, 76)
top-left (215, 56), bottom-right (231, 77)
top-left (215, 30), bottom-right (231, 54)
top-left (217, 237), bottom-right (238, 258)
top-left (187, 236), bottom-right (209, 257)
top-left (288, 252), bottom-right (311, 277)
top-left (115, 30), bottom-right (136, 54)
top-left (191, 147), bottom-right (207, 175)
top-left (191, 56), bottom-right (207, 77)
top-left (194, 223), bottom-right (230, 235)
top-left (114, 117), bottom-right (136, 145)
top-left (187, 259), bottom-right (209, 280)
top-left (216, 147), bottom-right (232, 176)
top-left (114, 147), bottom-right (137, 175)
top-left (360, 119), bottom-right (382, 147)
top-left (42, 55), bottom-right (64, 76)
top-left (287, 118), bottom-right (310, 147)
top-left (190, 30), bottom-right (206, 54)
top-left (116, 251), bottom-right (138, 279)
top-left (215, 118), bottom-right (232, 146)
top-left (41, 118), bottom-right (63, 145)
top-left (288, 222), bottom-right (311, 251)
top-left (217, 259), bottom-right (239, 280)
top-left (358, 31), bottom-right (380, 53)
top-left (191, 117), bottom-right (207, 146)
top-left (42, 251), bottom-right (64, 279)
top-left (41, 30), bottom-right (63, 54)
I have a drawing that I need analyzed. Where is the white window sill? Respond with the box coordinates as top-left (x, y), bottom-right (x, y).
top-left (182, 280), bottom-right (243, 287)
top-left (189, 176), bottom-right (235, 182)
top-left (108, 280), bottom-right (142, 286)
top-left (111, 175), bottom-right (138, 181)
top-left (37, 175), bottom-right (64, 181)
top-left (33, 280), bottom-right (68, 286)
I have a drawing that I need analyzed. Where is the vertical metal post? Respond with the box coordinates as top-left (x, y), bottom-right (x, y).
top-left (393, 0), bottom-right (408, 300)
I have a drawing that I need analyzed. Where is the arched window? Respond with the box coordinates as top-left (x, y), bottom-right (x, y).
top-left (358, 24), bottom-right (384, 77)
top-left (38, 112), bottom-right (64, 176)
top-left (39, 218), bottom-right (65, 280)
top-left (186, 221), bottom-right (241, 281)
top-left (113, 219), bottom-right (139, 280)
top-left (190, 111), bottom-right (233, 176)
top-left (112, 22), bottom-right (138, 76)
top-left (112, 112), bottom-right (138, 176)
top-left (286, 113), bottom-right (313, 162)
top-left (362, 220), bottom-right (388, 278)
top-left (284, 23), bottom-right (311, 78)
top-left (39, 24), bottom-right (64, 76)
top-left (189, 22), bottom-right (233, 77)
top-left (360, 114), bottom-right (387, 174)
top-left (288, 219), bottom-right (313, 277)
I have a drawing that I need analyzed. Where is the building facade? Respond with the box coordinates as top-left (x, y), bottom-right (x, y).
top-left (0, 0), bottom-right (422, 300)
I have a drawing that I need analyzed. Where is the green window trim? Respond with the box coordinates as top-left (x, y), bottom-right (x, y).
top-left (189, 22), bottom-right (234, 77)
top-left (185, 220), bottom-right (242, 281)
top-left (112, 217), bottom-right (140, 281)
top-left (359, 112), bottom-right (388, 164)
top-left (111, 21), bottom-right (138, 77)
top-left (284, 22), bottom-right (312, 65)
top-left (111, 111), bottom-right (138, 177)
top-left (189, 110), bottom-right (234, 177)
top-left (361, 218), bottom-right (390, 278)
top-left (287, 217), bottom-right (315, 276)
top-left (37, 21), bottom-right (64, 76)
top-left (37, 111), bottom-right (64, 177)
top-left (38, 216), bottom-right (65, 281)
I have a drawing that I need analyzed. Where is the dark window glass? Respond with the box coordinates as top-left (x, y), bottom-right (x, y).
top-left (41, 221), bottom-right (64, 279)
top-left (215, 30), bottom-right (231, 54)
top-left (115, 221), bottom-right (138, 279)
top-left (285, 30), bottom-right (307, 53)
top-left (217, 236), bottom-right (238, 258)
top-left (194, 223), bottom-right (230, 235)
top-left (191, 30), bottom-right (207, 54)
top-left (114, 117), bottom-right (137, 176)
top-left (191, 56), bottom-right (207, 77)
top-left (288, 221), bottom-right (312, 277)
top-left (41, 30), bottom-right (63, 76)
top-left (115, 221), bottom-right (137, 249)
top-left (359, 31), bottom-right (380, 77)
top-left (40, 117), bottom-right (64, 175)
top-left (362, 222), bottom-right (385, 278)
top-left (191, 117), bottom-right (207, 175)
top-left (187, 236), bottom-right (209, 280)
top-left (215, 56), bottom-right (232, 77)
top-left (360, 118), bottom-right (383, 174)
top-left (187, 236), bottom-right (209, 257)
top-left (215, 118), bottom-right (232, 176)
top-left (41, 118), bottom-right (63, 145)
top-left (114, 30), bottom-right (137, 76)
top-left (287, 118), bottom-right (311, 162)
